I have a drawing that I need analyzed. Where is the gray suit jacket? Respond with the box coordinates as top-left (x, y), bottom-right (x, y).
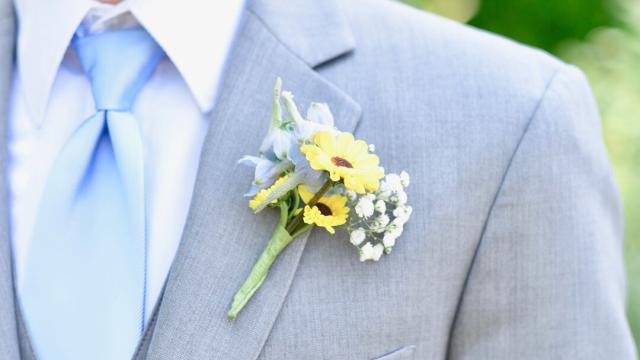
top-left (0, 0), bottom-right (636, 359)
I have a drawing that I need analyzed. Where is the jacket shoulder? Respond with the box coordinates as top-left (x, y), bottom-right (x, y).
top-left (338, 0), bottom-right (567, 110)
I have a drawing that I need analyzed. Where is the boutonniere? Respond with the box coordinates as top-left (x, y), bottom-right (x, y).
top-left (228, 78), bottom-right (412, 319)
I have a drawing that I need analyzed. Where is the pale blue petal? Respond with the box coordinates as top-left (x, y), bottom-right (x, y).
top-left (238, 155), bottom-right (262, 167)
top-left (272, 131), bottom-right (295, 160)
top-left (239, 155), bottom-right (293, 196)
top-left (306, 102), bottom-right (334, 126)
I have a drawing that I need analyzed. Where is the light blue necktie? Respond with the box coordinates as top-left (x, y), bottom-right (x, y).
top-left (21, 28), bottom-right (164, 360)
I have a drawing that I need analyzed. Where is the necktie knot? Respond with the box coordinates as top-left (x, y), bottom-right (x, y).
top-left (73, 27), bottom-right (164, 111)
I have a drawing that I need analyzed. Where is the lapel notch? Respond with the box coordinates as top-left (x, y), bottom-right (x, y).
top-left (248, 0), bottom-right (356, 68)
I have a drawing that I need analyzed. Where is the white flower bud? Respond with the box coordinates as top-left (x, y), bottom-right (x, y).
top-left (359, 242), bottom-right (374, 262)
top-left (385, 173), bottom-right (403, 192)
top-left (368, 144), bottom-right (376, 152)
top-left (390, 217), bottom-right (406, 231)
top-left (383, 225), bottom-right (403, 251)
top-left (376, 184), bottom-right (392, 201)
top-left (383, 231), bottom-right (398, 248)
top-left (349, 228), bottom-right (366, 246)
top-left (371, 214), bottom-right (390, 233)
top-left (400, 171), bottom-right (410, 187)
top-left (393, 205), bottom-right (413, 222)
top-left (374, 200), bottom-right (386, 214)
top-left (372, 244), bottom-right (384, 261)
top-left (355, 196), bottom-right (375, 218)
top-left (391, 190), bottom-right (407, 206)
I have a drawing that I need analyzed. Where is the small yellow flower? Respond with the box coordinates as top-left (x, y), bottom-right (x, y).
top-left (249, 174), bottom-right (290, 210)
top-left (300, 131), bottom-right (384, 193)
top-left (299, 185), bottom-right (349, 234)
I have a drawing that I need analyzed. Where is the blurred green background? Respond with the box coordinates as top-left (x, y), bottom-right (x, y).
top-left (400, 0), bottom-right (639, 349)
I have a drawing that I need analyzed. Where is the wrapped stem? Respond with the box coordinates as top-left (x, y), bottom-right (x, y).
top-left (228, 179), bottom-right (334, 319)
top-left (227, 202), bottom-right (293, 319)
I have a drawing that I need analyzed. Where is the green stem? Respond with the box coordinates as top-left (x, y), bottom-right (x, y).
top-left (290, 224), bottom-right (312, 238)
top-left (288, 187), bottom-right (300, 222)
top-left (227, 180), bottom-right (335, 319)
top-left (285, 179), bottom-right (334, 234)
top-left (227, 202), bottom-right (292, 320)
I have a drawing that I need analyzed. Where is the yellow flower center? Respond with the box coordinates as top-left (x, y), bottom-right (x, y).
top-left (316, 202), bottom-right (333, 216)
top-left (331, 156), bottom-right (353, 168)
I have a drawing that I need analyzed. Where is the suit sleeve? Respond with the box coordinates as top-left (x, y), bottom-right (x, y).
top-left (447, 64), bottom-right (638, 359)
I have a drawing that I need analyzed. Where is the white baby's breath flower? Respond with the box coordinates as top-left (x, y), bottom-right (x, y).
top-left (374, 200), bottom-right (386, 214)
top-left (360, 242), bottom-right (384, 262)
top-left (400, 171), bottom-right (410, 187)
top-left (371, 244), bottom-right (384, 261)
top-left (385, 173), bottom-right (403, 192)
top-left (350, 228), bottom-right (366, 246)
top-left (368, 144), bottom-right (376, 152)
top-left (383, 230), bottom-right (399, 248)
top-left (355, 196), bottom-right (375, 218)
top-left (393, 205), bottom-right (413, 222)
top-left (371, 214), bottom-right (390, 233)
top-left (359, 242), bottom-right (374, 262)
top-left (391, 190), bottom-right (407, 206)
top-left (389, 217), bottom-right (406, 232)
top-left (397, 191), bottom-right (407, 205)
top-left (376, 181), bottom-right (392, 201)
top-left (345, 190), bottom-right (357, 201)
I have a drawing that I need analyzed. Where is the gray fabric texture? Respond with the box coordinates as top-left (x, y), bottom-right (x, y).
top-left (0, 0), bottom-right (636, 359)
top-left (15, 302), bottom-right (35, 360)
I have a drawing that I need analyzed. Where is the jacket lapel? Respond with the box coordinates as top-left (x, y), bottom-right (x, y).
top-left (144, 1), bottom-right (360, 359)
top-left (0, 2), bottom-right (21, 359)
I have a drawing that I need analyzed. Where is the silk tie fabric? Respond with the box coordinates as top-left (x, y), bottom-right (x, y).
top-left (21, 28), bottom-right (164, 360)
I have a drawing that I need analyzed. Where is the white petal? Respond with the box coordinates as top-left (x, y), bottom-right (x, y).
top-left (376, 181), bottom-right (392, 201)
top-left (391, 217), bottom-right (406, 229)
top-left (382, 232), bottom-right (397, 248)
top-left (306, 102), bottom-right (335, 126)
top-left (397, 191), bottom-right (407, 205)
top-left (385, 173), bottom-right (403, 192)
top-left (350, 228), bottom-right (366, 246)
top-left (371, 214), bottom-right (390, 233)
top-left (400, 171), bottom-right (410, 187)
top-left (355, 197), bottom-right (375, 218)
top-left (374, 200), bottom-right (386, 214)
top-left (372, 244), bottom-right (384, 261)
top-left (391, 190), bottom-right (407, 206)
top-left (405, 206), bottom-right (413, 218)
top-left (393, 205), bottom-right (413, 222)
top-left (359, 242), bottom-right (374, 262)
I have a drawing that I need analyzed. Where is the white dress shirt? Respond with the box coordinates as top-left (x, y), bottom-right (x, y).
top-left (8, 0), bottom-right (246, 322)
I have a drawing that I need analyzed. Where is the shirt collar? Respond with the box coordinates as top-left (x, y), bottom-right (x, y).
top-left (15, 0), bottom-right (246, 125)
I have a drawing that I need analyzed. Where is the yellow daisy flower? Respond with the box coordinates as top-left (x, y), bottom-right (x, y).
top-left (249, 174), bottom-right (290, 210)
top-left (299, 185), bottom-right (349, 234)
top-left (300, 131), bottom-right (384, 193)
